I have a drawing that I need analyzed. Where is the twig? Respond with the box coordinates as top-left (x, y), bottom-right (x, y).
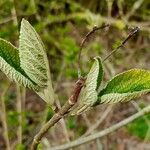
top-left (16, 85), bottom-right (22, 145)
top-left (54, 59), bottom-right (66, 91)
top-left (0, 84), bottom-right (11, 150)
top-left (22, 87), bottom-right (26, 110)
top-left (10, 0), bottom-right (21, 144)
top-left (53, 60), bottom-right (72, 146)
top-left (55, 97), bottom-right (72, 150)
top-left (82, 114), bottom-right (103, 150)
top-left (10, 0), bottom-right (23, 145)
top-left (117, 0), bottom-right (124, 17)
top-left (10, 0), bottom-right (18, 27)
top-left (49, 104), bottom-right (150, 150)
top-left (83, 106), bottom-right (113, 136)
top-left (102, 26), bottom-right (140, 62)
top-left (31, 77), bottom-right (85, 150)
top-left (106, 0), bottom-right (114, 18)
top-left (0, 17), bottom-right (14, 25)
top-left (77, 24), bottom-right (109, 77)
top-left (125, 0), bottom-right (144, 20)
top-left (82, 114), bottom-right (91, 127)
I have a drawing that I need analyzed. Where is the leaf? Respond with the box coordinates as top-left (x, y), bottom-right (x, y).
top-left (97, 69), bottom-right (150, 104)
top-left (19, 19), bottom-right (55, 105)
top-left (71, 57), bottom-right (103, 115)
top-left (0, 38), bottom-right (38, 90)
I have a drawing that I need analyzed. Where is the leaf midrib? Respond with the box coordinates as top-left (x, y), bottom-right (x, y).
top-left (0, 45), bottom-right (37, 86)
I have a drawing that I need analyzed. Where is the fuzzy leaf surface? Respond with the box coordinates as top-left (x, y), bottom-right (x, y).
top-left (98, 69), bottom-right (150, 104)
top-left (0, 38), bottom-right (38, 90)
top-left (71, 57), bottom-right (103, 115)
top-left (19, 19), bottom-right (55, 104)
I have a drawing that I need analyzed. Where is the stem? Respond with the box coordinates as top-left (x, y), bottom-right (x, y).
top-left (9, 0), bottom-right (22, 145)
top-left (125, 0), bottom-right (144, 20)
top-left (82, 114), bottom-right (103, 149)
top-left (102, 27), bottom-right (140, 62)
top-left (31, 77), bottom-right (85, 150)
top-left (83, 106), bottom-right (113, 136)
top-left (22, 87), bottom-right (26, 110)
top-left (49, 104), bottom-right (150, 150)
top-left (0, 84), bottom-right (11, 150)
top-left (55, 98), bottom-right (72, 145)
top-left (31, 101), bottom-right (72, 150)
top-left (77, 24), bottom-right (109, 77)
top-left (16, 85), bottom-right (22, 145)
top-left (10, 0), bottom-right (18, 27)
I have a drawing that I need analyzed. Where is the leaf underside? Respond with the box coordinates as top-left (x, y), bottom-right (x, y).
top-left (71, 57), bottom-right (103, 115)
top-left (0, 38), bottom-right (38, 90)
top-left (98, 69), bottom-right (150, 104)
top-left (0, 19), bottom-right (55, 106)
top-left (19, 19), bottom-right (55, 105)
top-left (19, 19), bottom-right (48, 87)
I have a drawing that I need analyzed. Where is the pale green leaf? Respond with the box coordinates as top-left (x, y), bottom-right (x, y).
top-left (97, 69), bottom-right (150, 104)
top-left (19, 19), bottom-right (55, 105)
top-left (0, 38), bottom-right (38, 90)
top-left (71, 57), bottom-right (103, 115)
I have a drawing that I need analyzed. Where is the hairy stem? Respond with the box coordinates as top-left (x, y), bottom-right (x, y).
top-left (31, 77), bottom-right (85, 150)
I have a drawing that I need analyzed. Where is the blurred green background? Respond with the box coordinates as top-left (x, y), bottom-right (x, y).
top-left (0, 0), bottom-right (150, 149)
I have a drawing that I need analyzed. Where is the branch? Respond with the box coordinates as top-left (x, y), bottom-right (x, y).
top-left (77, 24), bottom-right (109, 77)
top-left (49, 104), bottom-right (150, 150)
top-left (10, 0), bottom-right (18, 27)
top-left (55, 97), bottom-right (72, 149)
top-left (16, 85), bottom-right (22, 145)
top-left (102, 26), bottom-right (140, 62)
top-left (0, 84), bottom-right (11, 150)
top-left (31, 77), bottom-right (85, 150)
top-left (82, 114), bottom-right (103, 149)
top-left (83, 106), bottom-right (113, 136)
top-left (125, 0), bottom-right (144, 20)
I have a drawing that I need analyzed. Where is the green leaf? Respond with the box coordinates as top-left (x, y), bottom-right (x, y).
top-left (98, 69), bottom-right (150, 104)
top-left (71, 57), bottom-right (103, 115)
top-left (0, 38), bottom-right (38, 90)
top-left (19, 19), bottom-right (55, 105)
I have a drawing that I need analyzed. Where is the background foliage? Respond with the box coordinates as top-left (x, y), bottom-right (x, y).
top-left (0, 0), bottom-right (149, 149)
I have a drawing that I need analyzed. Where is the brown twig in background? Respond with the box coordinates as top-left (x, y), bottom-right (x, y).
top-left (0, 83), bottom-right (11, 150)
top-left (77, 24), bottom-right (109, 77)
top-left (31, 77), bottom-right (85, 150)
top-left (82, 114), bottom-right (103, 149)
top-left (83, 106), bottom-right (113, 137)
top-left (10, 0), bottom-right (18, 27)
top-left (9, 0), bottom-right (24, 146)
top-left (125, 0), bottom-right (144, 20)
top-left (102, 26), bottom-right (140, 62)
top-left (49, 104), bottom-right (150, 150)
top-left (106, 0), bottom-right (114, 18)
top-left (16, 85), bottom-right (22, 145)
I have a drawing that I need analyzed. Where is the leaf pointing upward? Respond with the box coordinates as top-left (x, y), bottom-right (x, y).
top-left (19, 19), bottom-right (55, 105)
top-left (71, 57), bottom-right (103, 115)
